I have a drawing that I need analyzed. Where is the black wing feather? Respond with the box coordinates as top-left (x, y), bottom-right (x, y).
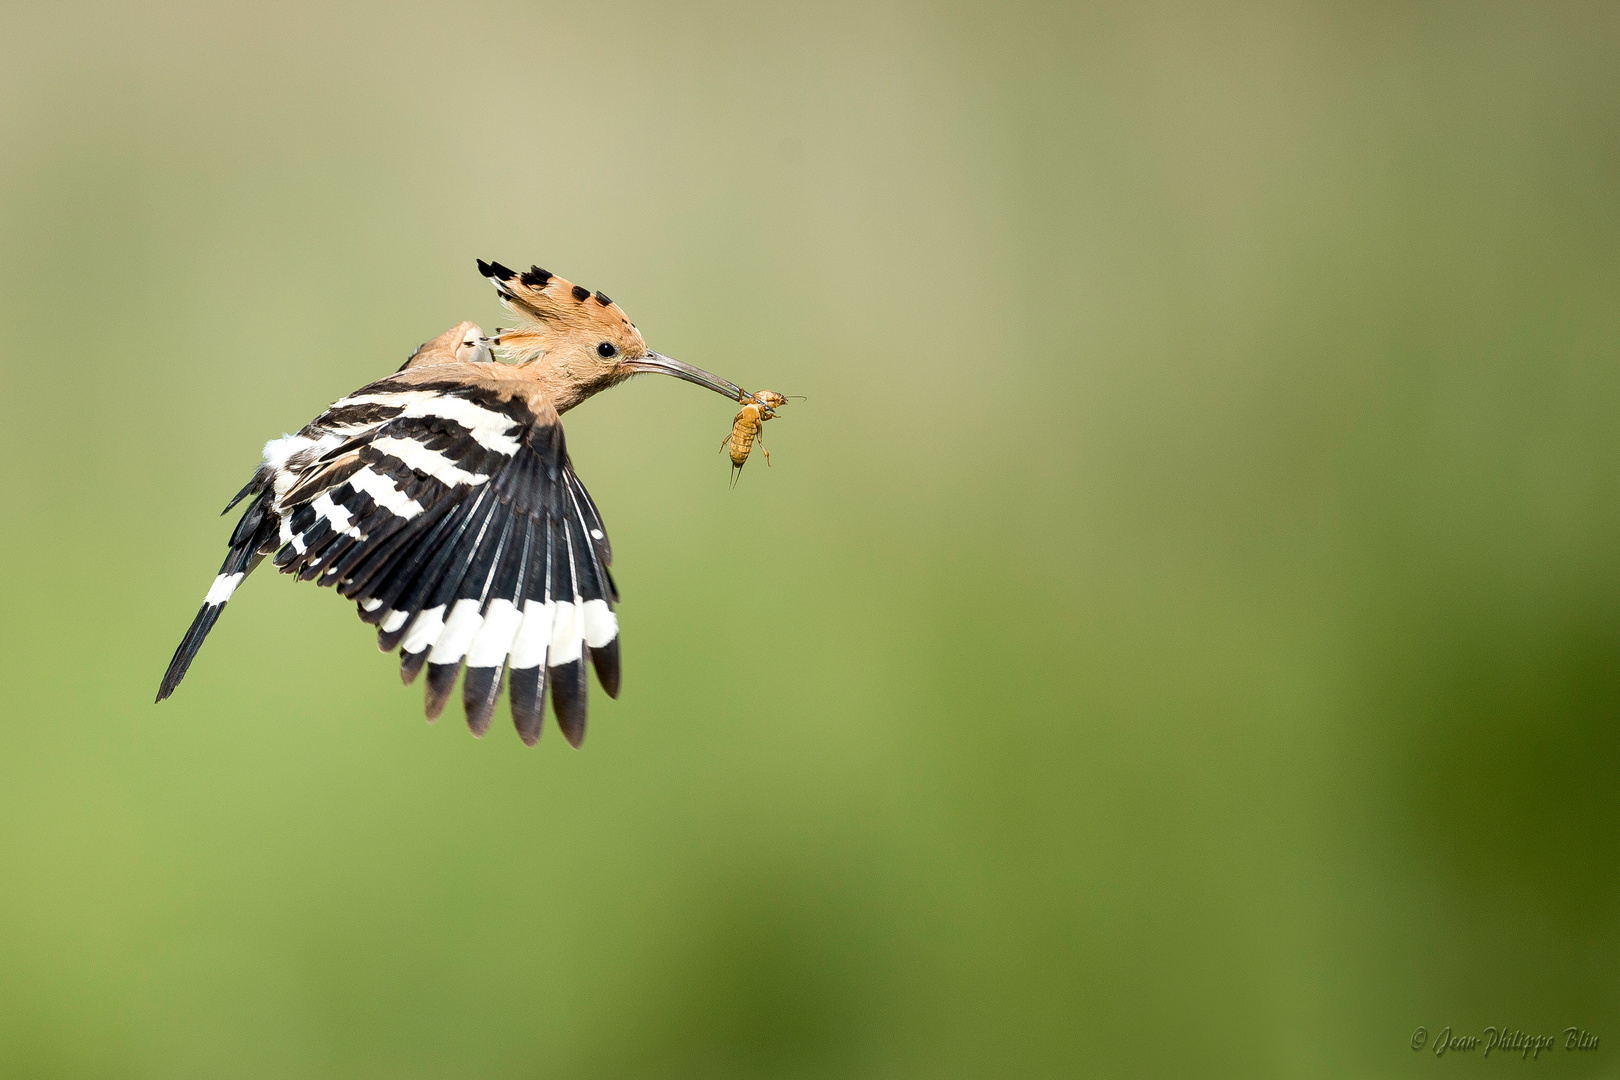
top-left (158, 379), bottom-right (621, 745)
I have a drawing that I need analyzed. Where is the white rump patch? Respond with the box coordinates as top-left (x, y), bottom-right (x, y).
top-left (346, 467), bottom-right (424, 519)
top-left (262, 433), bottom-right (314, 473)
top-left (370, 437), bottom-right (491, 488)
top-left (509, 599), bottom-right (555, 669)
top-left (400, 604), bottom-right (446, 654)
top-left (582, 599), bottom-right (618, 647)
top-left (548, 600), bottom-right (583, 665)
top-left (265, 432), bottom-right (346, 500)
top-left (466, 599), bottom-right (523, 667)
top-left (204, 572), bottom-right (244, 606)
top-left (427, 598), bottom-right (484, 664)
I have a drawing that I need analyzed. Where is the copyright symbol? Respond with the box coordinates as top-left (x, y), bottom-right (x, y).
top-left (1412, 1027), bottom-right (1428, 1051)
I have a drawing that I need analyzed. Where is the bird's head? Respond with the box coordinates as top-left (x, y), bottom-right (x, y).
top-left (477, 260), bottom-right (743, 412)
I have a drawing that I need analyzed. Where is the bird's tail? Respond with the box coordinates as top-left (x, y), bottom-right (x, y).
top-left (156, 488), bottom-right (278, 702)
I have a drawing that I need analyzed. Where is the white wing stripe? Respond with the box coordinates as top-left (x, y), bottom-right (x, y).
top-left (427, 598), bottom-right (484, 664)
top-left (466, 599), bottom-right (523, 667)
top-left (329, 391), bottom-right (428, 409)
top-left (311, 492), bottom-right (353, 534)
top-left (398, 398), bottom-right (522, 456)
top-left (401, 604), bottom-right (447, 654)
top-left (582, 598), bottom-right (618, 647)
top-left (509, 599), bottom-right (555, 669)
top-left (370, 437), bottom-right (491, 488)
top-left (548, 600), bottom-right (583, 665)
top-left (346, 467), bottom-right (425, 519)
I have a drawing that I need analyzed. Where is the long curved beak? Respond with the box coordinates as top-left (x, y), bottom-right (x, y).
top-left (628, 351), bottom-right (743, 401)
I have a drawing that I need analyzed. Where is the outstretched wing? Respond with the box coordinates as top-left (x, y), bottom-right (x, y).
top-left (157, 324), bottom-right (491, 704)
top-left (268, 371), bottom-right (620, 745)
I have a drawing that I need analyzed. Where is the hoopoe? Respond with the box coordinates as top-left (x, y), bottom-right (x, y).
top-left (157, 260), bottom-right (755, 747)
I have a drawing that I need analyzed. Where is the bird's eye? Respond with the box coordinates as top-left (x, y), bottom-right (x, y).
top-left (597, 342), bottom-right (617, 358)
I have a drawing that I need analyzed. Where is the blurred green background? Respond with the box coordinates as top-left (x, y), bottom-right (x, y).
top-left (1, 1), bottom-right (1616, 1076)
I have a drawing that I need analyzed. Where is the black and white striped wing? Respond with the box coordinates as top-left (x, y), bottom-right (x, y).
top-left (270, 383), bottom-right (619, 745)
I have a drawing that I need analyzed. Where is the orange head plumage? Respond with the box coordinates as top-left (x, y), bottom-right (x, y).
top-left (477, 260), bottom-right (742, 413)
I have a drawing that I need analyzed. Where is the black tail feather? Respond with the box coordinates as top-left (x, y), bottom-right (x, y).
top-left (155, 601), bottom-right (228, 702)
top-left (221, 467), bottom-right (268, 516)
top-left (156, 491), bottom-right (275, 702)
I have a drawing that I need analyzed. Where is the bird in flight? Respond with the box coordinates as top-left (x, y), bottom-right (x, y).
top-left (157, 260), bottom-right (755, 747)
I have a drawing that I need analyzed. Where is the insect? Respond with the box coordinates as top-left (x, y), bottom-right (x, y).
top-left (157, 259), bottom-right (771, 748)
top-left (723, 390), bottom-right (789, 483)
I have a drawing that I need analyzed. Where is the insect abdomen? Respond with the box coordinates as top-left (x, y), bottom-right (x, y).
top-left (727, 427), bottom-right (755, 466)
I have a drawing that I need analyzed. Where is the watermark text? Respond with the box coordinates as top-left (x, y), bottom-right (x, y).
top-left (1411, 1026), bottom-right (1599, 1059)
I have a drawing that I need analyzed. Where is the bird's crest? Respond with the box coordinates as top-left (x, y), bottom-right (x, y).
top-left (477, 260), bottom-right (645, 364)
